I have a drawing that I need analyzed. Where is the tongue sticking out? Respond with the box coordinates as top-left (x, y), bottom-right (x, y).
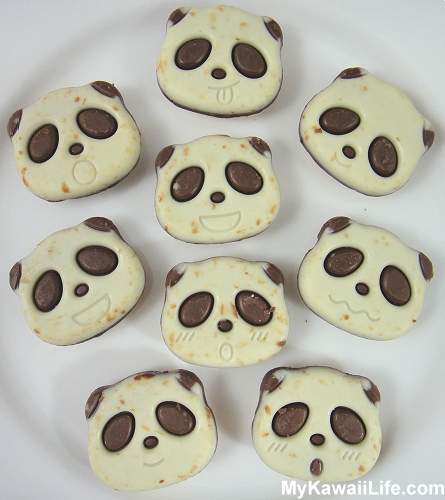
top-left (310, 458), bottom-right (323, 476)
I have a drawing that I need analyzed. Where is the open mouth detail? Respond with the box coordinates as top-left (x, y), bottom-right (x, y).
top-left (72, 293), bottom-right (111, 326)
top-left (208, 81), bottom-right (240, 106)
top-left (329, 295), bottom-right (380, 322)
top-left (199, 211), bottom-right (241, 232)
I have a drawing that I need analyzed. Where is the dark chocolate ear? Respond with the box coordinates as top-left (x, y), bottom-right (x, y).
top-left (167, 7), bottom-right (190, 27)
top-left (423, 127), bottom-right (434, 150)
top-left (263, 17), bottom-right (283, 44)
top-left (337, 67), bottom-right (366, 80)
top-left (9, 262), bottom-right (22, 291)
top-left (263, 263), bottom-right (284, 286)
top-left (176, 370), bottom-right (202, 391)
top-left (7, 109), bottom-right (22, 138)
top-left (249, 137), bottom-right (271, 156)
top-left (85, 385), bottom-right (109, 419)
top-left (419, 252), bottom-right (434, 281)
top-left (155, 145), bottom-right (175, 169)
top-left (91, 81), bottom-right (123, 101)
top-left (166, 264), bottom-right (186, 287)
top-left (84, 217), bottom-right (122, 239)
top-left (362, 379), bottom-right (381, 405)
top-left (260, 368), bottom-right (284, 393)
top-left (317, 216), bottom-right (351, 239)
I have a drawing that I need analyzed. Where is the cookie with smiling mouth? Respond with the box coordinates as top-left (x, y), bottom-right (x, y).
top-left (297, 216), bottom-right (433, 340)
top-left (156, 5), bottom-right (283, 117)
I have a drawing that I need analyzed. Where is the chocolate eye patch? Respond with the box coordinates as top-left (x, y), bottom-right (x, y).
top-left (319, 108), bottom-right (360, 135)
top-left (34, 270), bottom-right (63, 312)
top-left (102, 412), bottom-right (135, 452)
top-left (232, 43), bottom-right (267, 79)
top-left (171, 167), bottom-right (204, 202)
top-left (225, 162), bottom-right (263, 194)
top-left (235, 290), bottom-right (273, 326)
top-left (272, 403), bottom-right (309, 437)
top-left (28, 124), bottom-right (59, 163)
top-left (324, 247), bottom-right (364, 277)
top-left (331, 407), bottom-right (366, 444)
top-left (380, 265), bottom-right (411, 305)
top-left (179, 292), bottom-right (214, 327)
top-left (76, 246), bottom-right (119, 276)
top-left (77, 108), bottom-right (118, 139)
top-left (368, 137), bottom-right (397, 177)
top-left (175, 39), bottom-right (212, 70)
top-left (156, 401), bottom-right (196, 435)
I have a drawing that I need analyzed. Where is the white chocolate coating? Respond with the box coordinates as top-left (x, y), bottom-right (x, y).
top-left (155, 135), bottom-right (280, 244)
top-left (9, 82), bottom-right (140, 201)
top-left (252, 366), bottom-right (382, 483)
top-left (161, 256), bottom-right (289, 367)
top-left (299, 68), bottom-right (434, 196)
top-left (86, 370), bottom-right (217, 491)
top-left (11, 218), bottom-right (145, 345)
top-left (157, 5), bottom-right (283, 117)
top-left (297, 217), bottom-right (432, 340)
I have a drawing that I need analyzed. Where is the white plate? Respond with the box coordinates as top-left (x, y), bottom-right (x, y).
top-left (1, 1), bottom-right (444, 498)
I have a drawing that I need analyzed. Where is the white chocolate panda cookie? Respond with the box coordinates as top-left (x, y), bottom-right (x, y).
top-left (156, 5), bottom-right (283, 117)
top-left (86, 370), bottom-right (217, 491)
top-left (252, 366), bottom-right (382, 483)
top-left (155, 135), bottom-right (280, 244)
top-left (7, 81), bottom-right (141, 201)
top-left (299, 68), bottom-right (434, 196)
top-left (9, 217), bottom-right (145, 345)
top-left (161, 256), bottom-right (289, 367)
top-left (297, 217), bottom-right (434, 340)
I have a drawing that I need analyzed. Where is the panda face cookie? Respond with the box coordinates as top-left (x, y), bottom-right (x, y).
top-left (161, 257), bottom-right (289, 367)
top-left (299, 68), bottom-right (434, 196)
top-left (86, 370), bottom-right (217, 491)
top-left (156, 5), bottom-right (283, 117)
top-left (155, 135), bottom-right (280, 244)
top-left (252, 366), bottom-right (382, 483)
top-left (9, 217), bottom-right (145, 345)
top-left (297, 217), bottom-right (434, 340)
top-left (7, 81), bottom-right (140, 201)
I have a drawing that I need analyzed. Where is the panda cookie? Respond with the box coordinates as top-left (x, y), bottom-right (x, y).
top-left (9, 217), bottom-right (145, 345)
top-left (155, 135), bottom-right (280, 244)
top-left (252, 366), bottom-right (382, 483)
top-left (156, 5), bottom-right (283, 117)
top-left (297, 216), bottom-right (434, 340)
top-left (299, 68), bottom-right (434, 196)
top-left (7, 81), bottom-right (141, 201)
top-left (161, 256), bottom-right (289, 367)
top-left (86, 370), bottom-right (217, 491)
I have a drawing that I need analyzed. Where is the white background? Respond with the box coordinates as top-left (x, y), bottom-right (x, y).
top-left (0, 1), bottom-right (444, 499)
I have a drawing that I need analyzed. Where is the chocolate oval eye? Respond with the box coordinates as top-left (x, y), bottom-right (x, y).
top-left (324, 247), bottom-right (364, 277)
top-left (175, 38), bottom-right (211, 70)
top-left (171, 167), bottom-right (204, 202)
top-left (34, 270), bottom-right (63, 312)
top-left (226, 162), bottom-right (263, 195)
top-left (331, 407), bottom-right (366, 444)
top-left (102, 412), bottom-right (135, 452)
top-left (28, 124), bottom-right (59, 163)
top-left (232, 43), bottom-right (267, 78)
top-left (156, 402), bottom-right (196, 435)
top-left (235, 291), bottom-right (273, 326)
top-left (319, 108), bottom-right (360, 135)
top-left (179, 292), bottom-right (214, 327)
top-left (272, 403), bottom-right (309, 437)
top-left (77, 109), bottom-right (117, 139)
top-left (380, 265), bottom-right (411, 306)
top-left (369, 137), bottom-right (397, 177)
top-left (76, 246), bottom-right (118, 276)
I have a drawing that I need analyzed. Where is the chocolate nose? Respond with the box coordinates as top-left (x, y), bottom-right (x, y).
top-left (69, 143), bottom-right (84, 155)
top-left (355, 283), bottom-right (369, 296)
top-left (218, 319), bottom-right (233, 332)
top-left (211, 68), bottom-right (226, 80)
top-left (342, 145), bottom-right (356, 159)
top-left (310, 434), bottom-right (325, 446)
top-left (74, 283), bottom-right (89, 297)
top-left (211, 192), bottom-right (225, 203)
top-left (143, 436), bottom-right (159, 449)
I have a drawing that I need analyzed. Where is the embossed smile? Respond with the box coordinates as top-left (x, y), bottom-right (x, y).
top-left (199, 212), bottom-right (241, 232)
top-left (143, 458), bottom-right (165, 467)
top-left (328, 295), bottom-right (380, 322)
top-left (72, 294), bottom-right (111, 326)
top-left (334, 151), bottom-right (352, 168)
